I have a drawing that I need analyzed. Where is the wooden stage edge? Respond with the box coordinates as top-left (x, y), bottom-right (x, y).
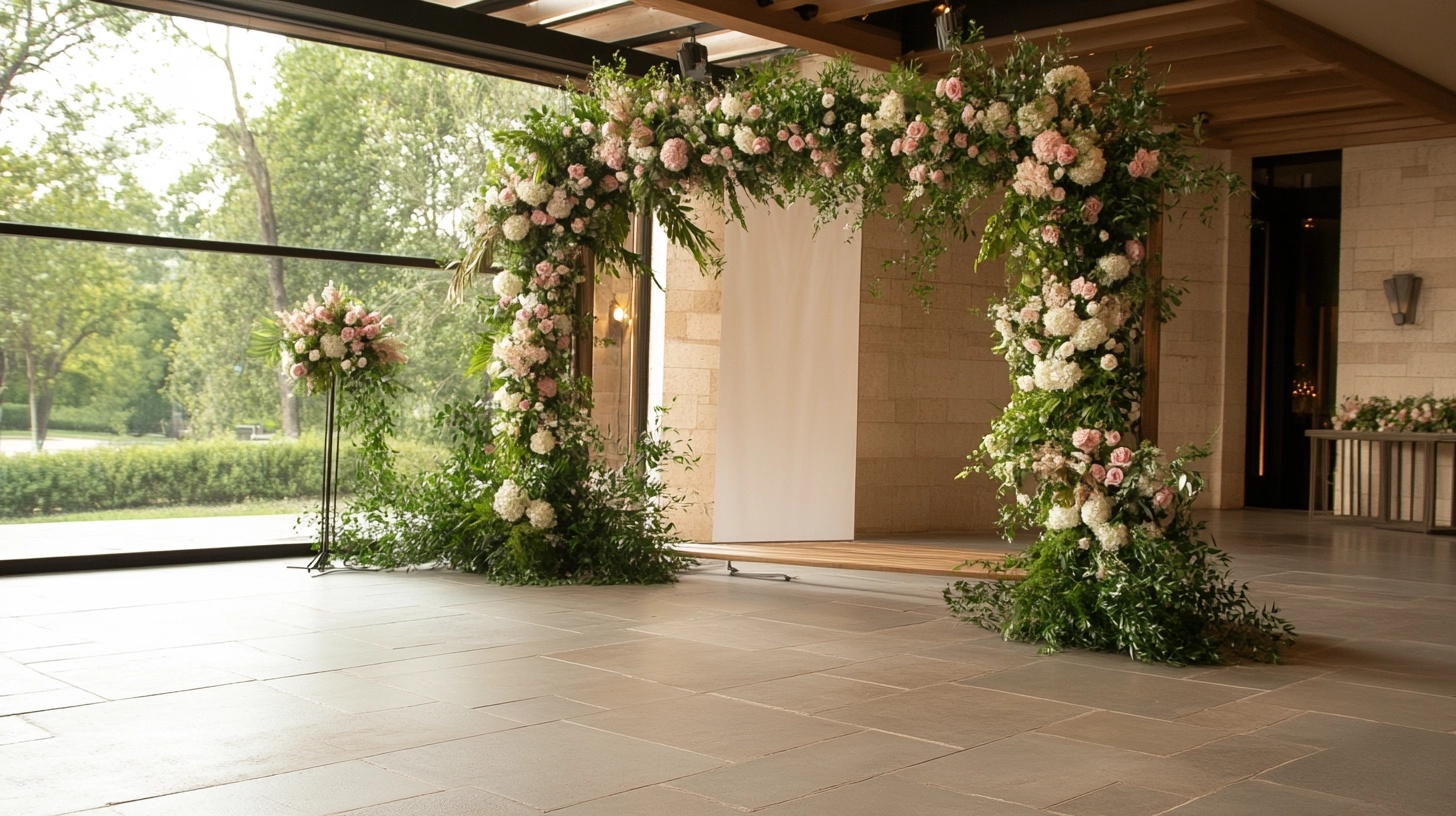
top-left (671, 540), bottom-right (1025, 581)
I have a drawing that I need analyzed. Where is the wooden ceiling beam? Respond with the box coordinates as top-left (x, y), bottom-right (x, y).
top-left (1157, 46), bottom-right (1334, 94)
top-left (629, 0), bottom-right (900, 69)
top-left (1228, 0), bottom-right (1456, 124)
top-left (761, 0), bottom-right (923, 25)
top-left (1230, 122), bottom-right (1456, 156)
top-left (1213, 103), bottom-right (1419, 139)
top-left (1167, 86), bottom-right (1388, 127)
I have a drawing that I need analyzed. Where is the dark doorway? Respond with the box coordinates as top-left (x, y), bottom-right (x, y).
top-left (1245, 152), bottom-right (1341, 509)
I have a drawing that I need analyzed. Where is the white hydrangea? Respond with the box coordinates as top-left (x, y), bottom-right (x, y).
top-left (1016, 374), bottom-right (1035, 391)
top-left (493, 479), bottom-right (528, 522)
top-left (1044, 65), bottom-right (1092, 105)
top-left (1067, 146), bottom-right (1106, 186)
top-left (502, 214), bottom-right (530, 242)
top-left (546, 194), bottom-right (574, 220)
top-left (1097, 254), bottom-right (1131, 282)
top-left (319, 333), bottom-right (346, 359)
top-left (493, 272), bottom-right (523, 299)
top-left (720, 93), bottom-right (744, 119)
top-left (1072, 317), bottom-right (1109, 351)
top-left (1015, 95), bottom-right (1057, 134)
top-left (1033, 358), bottom-right (1083, 391)
top-left (1081, 494), bottom-right (1113, 527)
top-left (733, 124), bottom-right (756, 154)
top-left (979, 101), bottom-right (1010, 133)
top-left (1095, 522), bottom-right (1129, 551)
top-left (1042, 306), bottom-right (1081, 337)
top-left (529, 429), bottom-right (557, 455)
top-left (1046, 505), bottom-right (1081, 530)
top-left (526, 498), bottom-right (556, 529)
top-left (515, 180), bottom-right (552, 207)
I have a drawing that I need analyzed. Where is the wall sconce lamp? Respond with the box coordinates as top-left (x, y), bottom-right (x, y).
top-left (677, 28), bottom-right (709, 82)
top-left (610, 301), bottom-right (629, 325)
top-left (1383, 273), bottom-right (1422, 325)
top-left (932, 3), bottom-right (963, 51)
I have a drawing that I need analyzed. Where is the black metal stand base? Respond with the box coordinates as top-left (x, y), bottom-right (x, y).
top-left (292, 373), bottom-right (342, 576)
top-left (727, 560), bottom-right (793, 581)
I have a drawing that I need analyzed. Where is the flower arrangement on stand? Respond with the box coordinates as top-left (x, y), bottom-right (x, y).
top-left (340, 35), bottom-right (1292, 661)
top-left (254, 282), bottom-right (409, 570)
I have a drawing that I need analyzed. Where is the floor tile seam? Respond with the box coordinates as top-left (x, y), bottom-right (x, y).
top-left (735, 611), bottom-right (933, 638)
top-left (533, 653), bottom-right (707, 693)
top-left (1040, 780), bottom-right (1146, 814)
top-left (1311, 670), bottom-right (1456, 699)
top-left (1245, 673), bottom-right (1456, 710)
top-left (795, 670), bottom-right (915, 691)
top-left (1180, 666), bottom-right (1339, 692)
top-left (892, 771), bottom-right (1060, 811)
top-left (1260, 704), bottom-right (1456, 736)
top-left (1024, 725), bottom-right (1222, 760)
top-left (799, 709), bottom-right (972, 751)
top-left (552, 717), bottom-right (741, 764)
top-left (101, 757), bottom-right (398, 813)
top-left (946, 678), bottom-right (1113, 711)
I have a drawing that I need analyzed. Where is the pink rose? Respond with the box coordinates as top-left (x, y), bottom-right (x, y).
top-left (1090, 464), bottom-right (1106, 482)
top-left (567, 164), bottom-right (586, 179)
top-left (1019, 306), bottom-right (1039, 322)
top-left (1082, 197), bottom-right (1103, 224)
top-left (1126, 239), bottom-right (1145, 261)
top-left (954, 132), bottom-right (968, 149)
top-left (1154, 487), bottom-right (1174, 507)
top-left (538, 319), bottom-right (553, 334)
top-left (1109, 446), bottom-right (1134, 467)
top-left (961, 104), bottom-right (976, 128)
top-left (1105, 430), bottom-right (1121, 446)
top-left (537, 376), bottom-right (558, 398)
top-left (931, 169), bottom-right (945, 184)
top-left (902, 137), bottom-right (919, 153)
top-left (1081, 281), bottom-right (1097, 299)
top-left (571, 218), bottom-right (585, 233)
top-left (290, 363), bottom-right (307, 378)
top-left (1072, 428), bottom-right (1102, 453)
top-left (535, 304), bottom-right (549, 318)
top-left (1023, 338), bottom-right (1042, 354)
top-left (600, 175), bottom-right (619, 192)
top-left (890, 138), bottom-right (903, 156)
top-left (1127, 147), bottom-right (1160, 179)
top-left (752, 136), bottom-right (771, 154)
top-left (945, 76), bottom-right (964, 102)
top-left (341, 327), bottom-right (356, 342)
top-left (806, 134), bottom-right (818, 148)
top-left (746, 104), bottom-right (762, 120)
top-left (909, 164), bottom-right (928, 184)
top-left (907, 120), bottom-right (929, 140)
top-left (1056, 144), bottom-right (1079, 166)
top-left (1104, 467), bottom-right (1125, 487)
top-left (788, 135), bottom-right (805, 152)
top-left (1041, 225), bottom-right (1061, 244)
top-left (818, 161), bottom-right (837, 178)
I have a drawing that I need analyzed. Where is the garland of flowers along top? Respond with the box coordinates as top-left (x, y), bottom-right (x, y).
top-left (449, 38), bottom-right (1292, 662)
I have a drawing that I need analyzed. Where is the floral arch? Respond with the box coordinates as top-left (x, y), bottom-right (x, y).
top-left (341, 39), bottom-right (1293, 665)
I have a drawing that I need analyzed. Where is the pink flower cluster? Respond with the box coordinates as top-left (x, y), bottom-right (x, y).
top-left (277, 282), bottom-right (405, 390)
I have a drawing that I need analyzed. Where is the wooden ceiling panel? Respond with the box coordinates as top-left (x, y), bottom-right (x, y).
top-left (636, 28), bottom-right (786, 61)
top-left (494, 0), bottom-right (628, 27)
top-left (552, 4), bottom-right (697, 41)
top-left (630, 0), bottom-right (900, 69)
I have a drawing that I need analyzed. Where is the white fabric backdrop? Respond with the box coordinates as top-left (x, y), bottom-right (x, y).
top-left (713, 199), bottom-right (862, 542)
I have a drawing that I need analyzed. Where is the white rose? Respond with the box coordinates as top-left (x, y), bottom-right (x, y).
top-left (822, 92), bottom-right (836, 108)
top-left (502, 215), bottom-right (530, 242)
top-left (308, 349), bottom-right (320, 362)
top-left (293, 339), bottom-right (306, 354)
top-left (1100, 354), bottom-right (1118, 371)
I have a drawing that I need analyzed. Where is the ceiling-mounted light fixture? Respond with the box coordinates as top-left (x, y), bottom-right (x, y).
top-left (932, 2), bottom-right (962, 51)
top-left (678, 27), bottom-right (709, 82)
top-left (1383, 273), bottom-right (1422, 326)
top-left (796, 4), bottom-right (819, 20)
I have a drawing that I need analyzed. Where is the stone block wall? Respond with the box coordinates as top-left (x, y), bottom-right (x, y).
top-left (1336, 137), bottom-right (1456, 400)
top-left (854, 202), bottom-right (1010, 534)
top-left (1156, 149), bottom-right (1250, 508)
top-left (658, 206), bottom-right (724, 542)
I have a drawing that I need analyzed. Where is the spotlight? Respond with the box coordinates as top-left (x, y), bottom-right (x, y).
top-left (677, 28), bottom-right (709, 82)
top-left (796, 3), bottom-right (818, 20)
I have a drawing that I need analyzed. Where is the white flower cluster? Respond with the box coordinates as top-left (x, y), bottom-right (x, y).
top-left (493, 480), bottom-right (557, 529)
top-left (1033, 358), bottom-right (1083, 391)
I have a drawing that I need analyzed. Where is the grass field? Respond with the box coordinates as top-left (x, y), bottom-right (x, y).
top-left (0, 498), bottom-right (319, 525)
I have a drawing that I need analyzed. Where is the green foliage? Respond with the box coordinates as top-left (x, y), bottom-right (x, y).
top-left (1, 402), bottom-right (126, 434)
top-left (1333, 394), bottom-right (1456, 432)
top-left (0, 440), bottom-right (334, 517)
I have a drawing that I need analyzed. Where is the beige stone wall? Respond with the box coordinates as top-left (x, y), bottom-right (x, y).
top-left (1156, 149), bottom-right (1250, 508)
top-left (658, 207), bottom-right (724, 542)
top-left (855, 204), bottom-right (1010, 534)
top-left (1336, 137), bottom-right (1456, 400)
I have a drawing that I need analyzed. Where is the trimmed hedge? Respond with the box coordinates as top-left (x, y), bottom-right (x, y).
top-left (0, 440), bottom-right (352, 517)
top-left (1, 403), bottom-right (125, 435)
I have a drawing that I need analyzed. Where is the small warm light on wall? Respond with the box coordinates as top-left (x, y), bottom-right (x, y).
top-left (1383, 273), bottom-right (1422, 326)
top-left (610, 302), bottom-right (629, 323)
top-left (1302, 217), bottom-right (1316, 229)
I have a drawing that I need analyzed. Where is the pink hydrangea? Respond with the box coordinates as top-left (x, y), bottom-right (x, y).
top-left (660, 137), bottom-right (689, 172)
top-left (1032, 130), bottom-right (1066, 164)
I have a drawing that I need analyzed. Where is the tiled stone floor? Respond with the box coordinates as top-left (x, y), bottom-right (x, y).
top-left (1, 509), bottom-right (1453, 815)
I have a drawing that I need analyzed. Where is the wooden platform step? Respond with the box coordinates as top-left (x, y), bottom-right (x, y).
top-left (672, 540), bottom-right (1023, 581)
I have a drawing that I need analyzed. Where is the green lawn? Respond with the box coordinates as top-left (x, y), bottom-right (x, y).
top-left (0, 430), bottom-right (177, 448)
top-left (0, 498), bottom-right (321, 525)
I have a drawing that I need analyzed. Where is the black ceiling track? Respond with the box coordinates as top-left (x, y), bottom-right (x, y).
top-left (611, 22), bottom-right (725, 49)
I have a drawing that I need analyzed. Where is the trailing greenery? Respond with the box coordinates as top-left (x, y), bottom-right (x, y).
top-left (0, 440), bottom-right (337, 517)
